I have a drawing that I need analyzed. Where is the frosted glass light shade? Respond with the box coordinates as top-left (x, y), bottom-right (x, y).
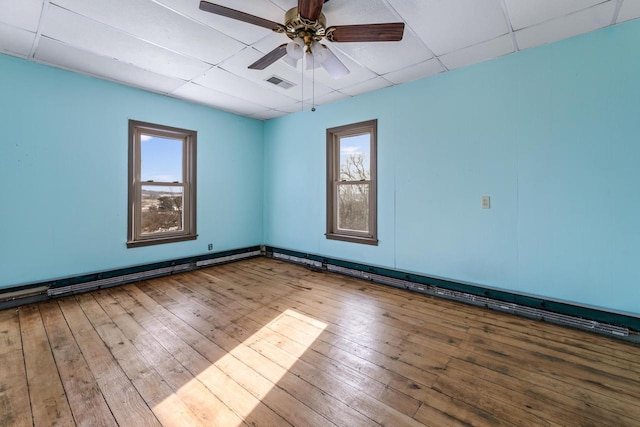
top-left (320, 46), bottom-right (350, 78)
top-left (286, 38), bottom-right (304, 59)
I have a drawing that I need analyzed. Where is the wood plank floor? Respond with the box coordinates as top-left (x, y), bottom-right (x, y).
top-left (1, 257), bottom-right (639, 426)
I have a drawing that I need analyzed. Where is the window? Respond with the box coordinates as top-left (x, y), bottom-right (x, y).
top-left (128, 120), bottom-right (197, 248)
top-left (326, 119), bottom-right (377, 245)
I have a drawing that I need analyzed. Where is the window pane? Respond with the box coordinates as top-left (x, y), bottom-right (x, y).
top-left (339, 134), bottom-right (370, 181)
top-left (337, 183), bottom-right (369, 233)
top-left (141, 185), bottom-right (184, 234)
top-left (141, 135), bottom-right (183, 182)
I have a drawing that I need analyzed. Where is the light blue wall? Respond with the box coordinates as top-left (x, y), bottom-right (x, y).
top-left (0, 55), bottom-right (264, 288)
top-left (264, 20), bottom-right (640, 315)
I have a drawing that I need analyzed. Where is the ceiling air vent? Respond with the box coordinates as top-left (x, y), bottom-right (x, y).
top-left (265, 75), bottom-right (295, 89)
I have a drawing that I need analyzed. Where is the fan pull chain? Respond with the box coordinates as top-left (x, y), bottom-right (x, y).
top-left (312, 54), bottom-right (316, 112)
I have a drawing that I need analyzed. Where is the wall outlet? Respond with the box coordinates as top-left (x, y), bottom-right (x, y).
top-left (207, 243), bottom-right (213, 251)
top-left (481, 196), bottom-right (491, 209)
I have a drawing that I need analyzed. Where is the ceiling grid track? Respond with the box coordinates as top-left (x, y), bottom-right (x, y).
top-left (500, 0), bottom-right (520, 52)
top-left (611, 0), bottom-right (625, 25)
top-left (28, 0), bottom-right (51, 58)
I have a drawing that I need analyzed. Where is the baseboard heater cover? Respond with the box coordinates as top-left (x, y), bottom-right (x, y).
top-left (47, 264), bottom-right (190, 297)
top-left (0, 246), bottom-right (261, 310)
top-left (48, 249), bottom-right (262, 298)
top-left (0, 285), bottom-right (49, 308)
top-left (268, 250), bottom-right (637, 342)
top-left (3, 245), bottom-right (637, 342)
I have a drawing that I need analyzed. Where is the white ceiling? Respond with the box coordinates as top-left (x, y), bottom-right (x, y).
top-left (1, 0), bottom-right (638, 120)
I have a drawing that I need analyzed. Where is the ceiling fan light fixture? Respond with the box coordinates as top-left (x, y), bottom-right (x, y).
top-left (313, 42), bottom-right (330, 63)
top-left (286, 37), bottom-right (305, 59)
top-left (283, 37), bottom-right (304, 68)
top-left (305, 53), bottom-right (321, 70)
top-left (305, 42), bottom-right (327, 70)
top-left (283, 55), bottom-right (300, 68)
top-left (320, 46), bottom-right (350, 79)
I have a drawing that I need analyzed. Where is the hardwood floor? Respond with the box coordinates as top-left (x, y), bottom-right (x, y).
top-left (1, 257), bottom-right (639, 426)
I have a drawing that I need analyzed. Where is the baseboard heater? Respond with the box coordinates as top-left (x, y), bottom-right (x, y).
top-left (0, 246), bottom-right (261, 310)
top-left (265, 247), bottom-right (639, 343)
top-left (2, 245), bottom-right (638, 342)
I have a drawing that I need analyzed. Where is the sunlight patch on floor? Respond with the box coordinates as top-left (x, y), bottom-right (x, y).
top-left (154, 309), bottom-right (327, 426)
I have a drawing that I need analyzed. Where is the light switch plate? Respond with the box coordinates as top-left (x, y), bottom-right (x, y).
top-left (482, 196), bottom-right (491, 209)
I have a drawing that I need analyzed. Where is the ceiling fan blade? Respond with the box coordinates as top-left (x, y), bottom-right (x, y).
top-left (326, 23), bottom-right (405, 43)
top-left (298, 0), bottom-right (325, 21)
top-left (199, 1), bottom-right (284, 31)
top-left (248, 44), bottom-right (288, 70)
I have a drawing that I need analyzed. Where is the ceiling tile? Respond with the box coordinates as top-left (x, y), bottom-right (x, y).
top-left (170, 82), bottom-right (267, 115)
top-left (312, 90), bottom-right (351, 106)
top-left (382, 58), bottom-right (445, 84)
top-left (617, 1), bottom-right (640, 23)
top-left (154, 0), bottom-right (286, 45)
top-left (515, 2), bottom-right (616, 50)
top-left (267, 93), bottom-right (348, 113)
top-left (249, 109), bottom-right (288, 120)
top-left (321, 0), bottom-right (402, 25)
top-left (386, 0), bottom-right (509, 55)
top-left (439, 34), bottom-right (514, 70)
top-left (41, 5), bottom-right (212, 81)
top-left (0, 0), bottom-right (43, 32)
top-left (0, 23), bottom-right (36, 57)
top-left (273, 101), bottom-right (308, 114)
top-left (35, 38), bottom-right (187, 94)
top-left (193, 67), bottom-right (297, 108)
top-left (266, 0), bottom-right (301, 14)
top-left (339, 76), bottom-right (392, 97)
top-left (52, 0), bottom-right (245, 65)
top-left (297, 82), bottom-right (336, 104)
top-left (505, 0), bottom-right (607, 30)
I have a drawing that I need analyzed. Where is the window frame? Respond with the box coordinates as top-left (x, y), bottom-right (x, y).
top-left (326, 119), bottom-right (378, 246)
top-left (127, 120), bottom-right (197, 248)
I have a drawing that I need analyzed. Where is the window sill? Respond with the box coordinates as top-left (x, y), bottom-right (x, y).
top-left (325, 233), bottom-right (378, 246)
top-left (127, 234), bottom-right (197, 248)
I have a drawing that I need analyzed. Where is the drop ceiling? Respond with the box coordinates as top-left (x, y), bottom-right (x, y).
top-left (1, 0), bottom-right (638, 120)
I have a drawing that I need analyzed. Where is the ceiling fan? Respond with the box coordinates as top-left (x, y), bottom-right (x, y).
top-left (199, 0), bottom-right (405, 78)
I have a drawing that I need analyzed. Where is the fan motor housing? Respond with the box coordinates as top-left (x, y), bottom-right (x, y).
top-left (284, 7), bottom-right (327, 41)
